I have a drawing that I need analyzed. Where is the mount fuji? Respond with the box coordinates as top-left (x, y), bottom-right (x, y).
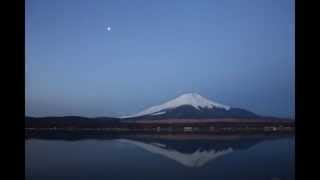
top-left (121, 93), bottom-right (259, 120)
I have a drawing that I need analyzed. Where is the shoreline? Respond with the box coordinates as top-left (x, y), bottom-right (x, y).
top-left (25, 127), bottom-right (294, 138)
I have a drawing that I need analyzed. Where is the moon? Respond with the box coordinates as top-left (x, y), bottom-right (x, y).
top-left (107, 26), bottom-right (111, 31)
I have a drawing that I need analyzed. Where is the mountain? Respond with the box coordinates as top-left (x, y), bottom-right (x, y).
top-left (25, 93), bottom-right (293, 127)
top-left (121, 93), bottom-right (260, 120)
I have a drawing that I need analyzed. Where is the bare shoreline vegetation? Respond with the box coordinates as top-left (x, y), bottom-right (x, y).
top-left (26, 117), bottom-right (294, 136)
top-left (25, 128), bottom-right (294, 142)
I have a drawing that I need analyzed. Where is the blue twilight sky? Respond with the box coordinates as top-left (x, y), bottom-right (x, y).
top-left (26, 0), bottom-right (295, 118)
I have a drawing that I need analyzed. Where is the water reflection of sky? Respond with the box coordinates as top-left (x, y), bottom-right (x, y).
top-left (26, 135), bottom-right (294, 180)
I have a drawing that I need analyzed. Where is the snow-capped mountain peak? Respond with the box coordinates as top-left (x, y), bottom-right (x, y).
top-left (168, 93), bottom-right (230, 110)
top-left (121, 93), bottom-right (230, 118)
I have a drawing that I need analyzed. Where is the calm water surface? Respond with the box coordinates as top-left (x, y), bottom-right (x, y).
top-left (26, 134), bottom-right (294, 180)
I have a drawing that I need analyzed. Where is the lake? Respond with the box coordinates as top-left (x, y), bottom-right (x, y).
top-left (26, 134), bottom-right (294, 180)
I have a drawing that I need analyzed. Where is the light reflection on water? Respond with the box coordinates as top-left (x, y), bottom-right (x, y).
top-left (26, 134), bottom-right (294, 180)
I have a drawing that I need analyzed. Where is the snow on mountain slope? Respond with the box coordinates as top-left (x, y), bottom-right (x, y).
top-left (121, 93), bottom-right (230, 118)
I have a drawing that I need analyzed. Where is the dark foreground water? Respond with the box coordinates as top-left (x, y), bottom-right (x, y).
top-left (26, 134), bottom-right (294, 180)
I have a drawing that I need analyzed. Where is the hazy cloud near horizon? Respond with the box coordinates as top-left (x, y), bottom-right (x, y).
top-left (26, 0), bottom-right (295, 118)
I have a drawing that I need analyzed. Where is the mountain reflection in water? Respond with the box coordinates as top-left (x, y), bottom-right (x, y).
top-left (115, 135), bottom-right (288, 168)
top-left (118, 139), bottom-right (234, 167)
top-left (26, 132), bottom-right (292, 168)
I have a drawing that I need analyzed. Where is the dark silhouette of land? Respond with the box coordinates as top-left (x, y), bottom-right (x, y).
top-left (25, 116), bottom-right (294, 134)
